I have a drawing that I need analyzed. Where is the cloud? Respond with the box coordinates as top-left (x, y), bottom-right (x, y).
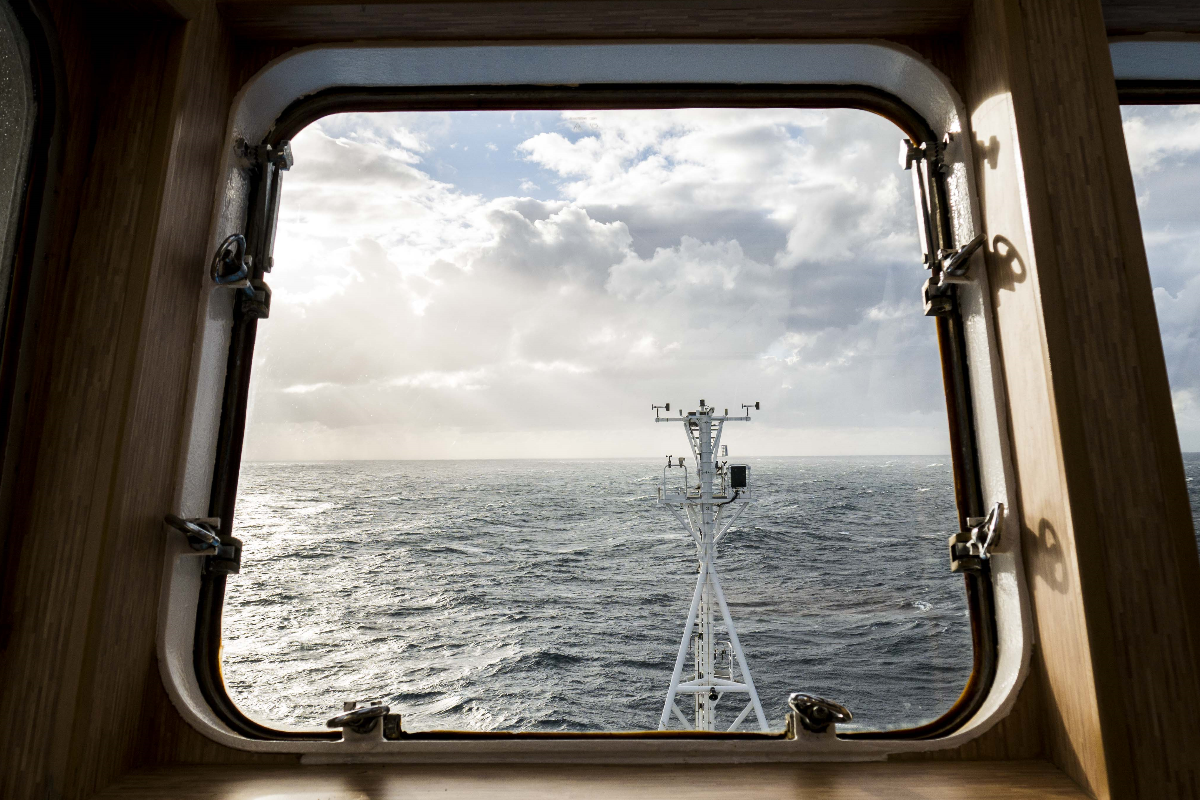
top-left (244, 108), bottom-right (946, 460)
top-left (1122, 105), bottom-right (1200, 450)
top-left (1122, 105), bottom-right (1200, 177)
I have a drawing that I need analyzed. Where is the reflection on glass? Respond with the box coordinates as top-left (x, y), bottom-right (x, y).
top-left (223, 108), bottom-right (973, 733)
top-left (0, 0), bottom-right (35, 305)
top-left (1121, 104), bottom-right (1200, 548)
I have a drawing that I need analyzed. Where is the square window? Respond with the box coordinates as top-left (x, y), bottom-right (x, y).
top-left (213, 104), bottom-right (982, 738)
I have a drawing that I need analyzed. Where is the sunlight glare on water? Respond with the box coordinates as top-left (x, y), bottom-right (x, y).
top-left (223, 457), bottom-right (972, 732)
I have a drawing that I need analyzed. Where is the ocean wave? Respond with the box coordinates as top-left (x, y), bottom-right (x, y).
top-left (225, 457), bottom-right (972, 734)
top-left (499, 649), bottom-right (587, 673)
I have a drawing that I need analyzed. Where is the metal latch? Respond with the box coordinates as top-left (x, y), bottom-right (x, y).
top-left (901, 136), bottom-right (986, 317)
top-left (949, 502), bottom-right (1004, 573)
top-left (164, 514), bottom-right (242, 575)
top-left (210, 234), bottom-right (251, 287)
top-left (327, 699), bottom-right (402, 740)
top-left (209, 231), bottom-right (269, 318)
top-left (938, 233), bottom-right (987, 283)
top-left (787, 693), bottom-right (852, 736)
top-left (237, 139), bottom-right (294, 176)
top-left (227, 139), bottom-right (294, 320)
top-left (239, 278), bottom-right (271, 320)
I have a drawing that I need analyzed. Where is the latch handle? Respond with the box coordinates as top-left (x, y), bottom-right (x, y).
top-left (164, 513), bottom-right (220, 551)
top-left (164, 513), bottom-right (242, 574)
top-left (210, 234), bottom-right (252, 287)
top-left (939, 233), bottom-right (987, 281)
top-left (788, 693), bottom-right (852, 735)
top-left (949, 501), bottom-right (1004, 573)
top-left (327, 700), bottom-right (390, 736)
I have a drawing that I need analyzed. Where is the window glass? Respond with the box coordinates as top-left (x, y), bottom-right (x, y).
top-left (1121, 104), bottom-right (1200, 549)
top-left (0, 0), bottom-right (34, 301)
top-left (222, 108), bottom-right (973, 733)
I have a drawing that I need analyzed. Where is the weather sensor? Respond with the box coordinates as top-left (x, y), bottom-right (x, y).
top-left (654, 400), bottom-right (766, 732)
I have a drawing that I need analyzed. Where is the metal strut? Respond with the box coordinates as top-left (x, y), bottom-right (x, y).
top-left (654, 400), bottom-right (767, 732)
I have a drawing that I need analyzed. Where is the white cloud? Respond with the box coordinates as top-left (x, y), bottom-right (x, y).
top-left (244, 108), bottom-right (946, 460)
top-left (1123, 106), bottom-right (1200, 451)
top-left (1123, 106), bottom-right (1200, 177)
top-left (389, 369), bottom-right (490, 391)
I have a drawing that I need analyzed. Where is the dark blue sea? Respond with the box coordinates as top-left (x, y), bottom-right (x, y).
top-left (222, 456), bottom-right (986, 733)
top-left (1184, 453), bottom-right (1200, 550)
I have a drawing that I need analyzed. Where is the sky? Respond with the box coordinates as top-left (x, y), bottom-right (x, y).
top-left (241, 107), bottom-right (956, 461)
top-left (1122, 105), bottom-right (1200, 451)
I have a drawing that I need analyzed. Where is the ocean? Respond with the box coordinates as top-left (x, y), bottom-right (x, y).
top-left (222, 456), bottom-right (983, 734)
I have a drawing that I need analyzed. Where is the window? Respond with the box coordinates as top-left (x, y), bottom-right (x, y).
top-left (0, 0), bottom-right (35, 290)
top-left (1120, 100), bottom-right (1200, 551)
top-left (206, 97), bottom-right (990, 738)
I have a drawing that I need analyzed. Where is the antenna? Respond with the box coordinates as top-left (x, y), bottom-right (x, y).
top-left (652, 400), bottom-right (767, 733)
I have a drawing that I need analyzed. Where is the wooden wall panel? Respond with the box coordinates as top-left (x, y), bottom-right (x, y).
top-left (952, 0), bottom-right (1200, 796)
top-left (0, 2), bottom-right (289, 797)
top-left (216, 0), bottom-right (974, 41)
top-left (211, 0), bottom-right (1200, 42)
top-left (63, 3), bottom-right (286, 790)
top-left (0, 1), bottom-right (1197, 797)
top-left (0, 13), bottom-right (182, 799)
top-left (1102, 0), bottom-right (1200, 33)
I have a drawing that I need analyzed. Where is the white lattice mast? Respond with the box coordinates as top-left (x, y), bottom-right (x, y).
top-left (653, 399), bottom-right (768, 732)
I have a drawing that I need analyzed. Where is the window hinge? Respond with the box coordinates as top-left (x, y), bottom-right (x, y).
top-left (901, 136), bottom-right (985, 317)
top-left (237, 138), bottom-right (294, 174)
top-left (227, 138), bottom-right (293, 317)
top-left (948, 501), bottom-right (1003, 573)
top-left (164, 513), bottom-right (242, 575)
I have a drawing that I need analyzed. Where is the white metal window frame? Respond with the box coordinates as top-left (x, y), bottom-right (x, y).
top-left (159, 39), bottom-right (1034, 763)
top-left (1109, 39), bottom-right (1200, 81)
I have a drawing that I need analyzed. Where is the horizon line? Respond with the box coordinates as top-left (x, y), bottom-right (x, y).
top-left (241, 453), bottom-right (956, 463)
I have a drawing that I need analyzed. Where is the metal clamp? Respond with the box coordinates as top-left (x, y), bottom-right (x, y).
top-left (788, 693), bottom-right (852, 735)
top-left (237, 139), bottom-right (294, 173)
top-left (922, 231), bottom-right (986, 312)
top-left (902, 135), bottom-right (986, 316)
top-left (163, 514), bottom-right (242, 574)
top-left (327, 700), bottom-right (390, 735)
top-left (164, 513), bottom-right (220, 551)
top-left (210, 234), bottom-right (252, 287)
top-left (238, 278), bottom-right (271, 319)
top-left (949, 501), bottom-right (1004, 573)
top-left (937, 233), bottom-right (987, 284)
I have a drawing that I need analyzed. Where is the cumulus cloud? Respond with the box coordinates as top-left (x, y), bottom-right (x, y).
top-left (245, 108), bottom-right (948, 460)
top-left (1122, 106), bottom-right (1200, 450)
top-left (1123, 105), bottom-right (1200, 178)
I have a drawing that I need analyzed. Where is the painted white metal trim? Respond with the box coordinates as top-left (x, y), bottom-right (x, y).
top-left (161, 39), bottom-right (1033, 761)
top-left (1110, 38), bottom-right (1200, 81)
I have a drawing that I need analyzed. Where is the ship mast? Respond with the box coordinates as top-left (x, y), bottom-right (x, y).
top-left (653, 399), bottom-right (768, 732)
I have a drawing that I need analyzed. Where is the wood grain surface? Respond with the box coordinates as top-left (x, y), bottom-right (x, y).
top-left (0, 2), bottom-right (1197, 799)
top-left (952, 0), bottom-right (1200, 797)
top-left (215, 0), bottom-right (973, 40)
top-left (0, 4), bottom-right (268, 799)
top-left (212, 0), bottom-right (1200, 41)
top-left (88, 761), bottom-right (1089, 800)
top-left (0, 14), bottom-right (185, 800)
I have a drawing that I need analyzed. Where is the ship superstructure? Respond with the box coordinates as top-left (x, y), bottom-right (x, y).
top-left (654, 400), bottom-right (768, 732)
